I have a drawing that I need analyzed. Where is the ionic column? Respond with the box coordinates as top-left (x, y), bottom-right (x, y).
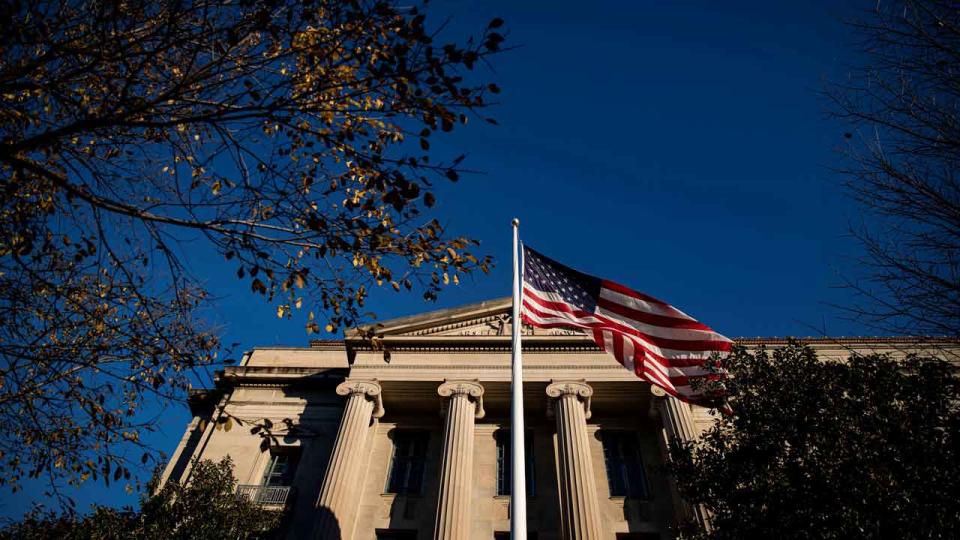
top-left (434, 380), bottom-right (485, 540)
top-left (649, 385), bottom-right (711, 531)
top-left (313, 379), bottom-right (385, 540)
top-left (546, 380), bottom-right (603, 540)
top-left (651, 386), bottom-right (698, 442)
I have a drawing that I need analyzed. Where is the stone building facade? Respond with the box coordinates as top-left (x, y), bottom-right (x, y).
top-left (159, 298), bottom-right (958, 539)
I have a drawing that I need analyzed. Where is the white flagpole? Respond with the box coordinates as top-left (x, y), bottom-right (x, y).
top-left (510, 218), bottom-right (527, 539)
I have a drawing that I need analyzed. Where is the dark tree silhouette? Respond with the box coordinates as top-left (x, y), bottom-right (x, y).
top-left (668, 342), bottom-right (960, 539)
top-left (0, 0), bottom-right (503, 495)
top-left (0, 458), bottom-right (282, 539)
top-left (829, 0), bottom-right (960, 337)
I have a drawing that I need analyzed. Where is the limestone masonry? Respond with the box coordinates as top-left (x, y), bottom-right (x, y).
top-left (159, 298), bottom-right (959, 539)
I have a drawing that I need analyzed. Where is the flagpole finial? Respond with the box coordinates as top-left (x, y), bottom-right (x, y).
top-left (511, 218), bottom-right (519, 228)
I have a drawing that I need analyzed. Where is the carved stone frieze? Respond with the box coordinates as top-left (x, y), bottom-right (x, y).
top-left (401, 313), bottom-right (583, 337)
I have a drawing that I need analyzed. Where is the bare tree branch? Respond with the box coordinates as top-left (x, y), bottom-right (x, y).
top-left (827, 0), bottom-right (960, 337)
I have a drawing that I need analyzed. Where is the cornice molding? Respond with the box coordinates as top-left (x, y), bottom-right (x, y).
top-left (217, 366), bottom-right (347, 387)
top-left (321, 335), bottom-right (960, 353)
top-left (346, 335), bottom-right (600, 353)
top-left (734, 336), bottom-right (960, 346)
top-left (347, 297), bottom-right (512, 337)
top-left (407, 313), bottom-right (507, 336)
top-left (351, 364), bottom-right (624, 371)
top-left (304, 340), bottom-right (348, 351)
top-left (224, 400), bottom-right (343, 408)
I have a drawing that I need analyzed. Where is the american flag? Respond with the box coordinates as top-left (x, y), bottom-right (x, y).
top-left (521, 245), bottom-right (732, 408)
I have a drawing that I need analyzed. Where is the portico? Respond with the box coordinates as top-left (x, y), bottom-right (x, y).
top-left (159, 298), bottom-right (953, 539)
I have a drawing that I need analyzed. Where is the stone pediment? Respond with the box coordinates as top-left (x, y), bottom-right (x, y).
top-left (353, 297), bottom-right (585, 338)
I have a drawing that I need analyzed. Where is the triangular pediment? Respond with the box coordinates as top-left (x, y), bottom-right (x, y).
top-left (353, 297), bottom-right (585, 337)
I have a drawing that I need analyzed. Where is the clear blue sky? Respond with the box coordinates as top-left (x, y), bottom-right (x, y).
top-left (2, 0), bottom-right (876, 519)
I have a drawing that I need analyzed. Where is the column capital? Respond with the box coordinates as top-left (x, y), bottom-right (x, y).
top-left (648, 384), bottom-right (667, 418)
top-left (336, 378), bottom-right (385, 418)
top-left (437, 380), bottom-right (485, 419)
top-left (546, 380), bottom-right (593, 420)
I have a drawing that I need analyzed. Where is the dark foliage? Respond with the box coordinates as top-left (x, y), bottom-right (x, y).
top-left (0, 458), bottom-right (280, 539)
top-left (669, 342), bottom-right (960, 539)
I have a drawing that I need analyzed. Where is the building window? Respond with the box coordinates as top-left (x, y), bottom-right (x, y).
top-left (601, 431), bottom-right (648, 498)
top-left (496, 430), bottom-right (535, 497)
top-left (261, 448), bottom-right (300, 486)
top-left (386, 431), bottom-right (428, 495)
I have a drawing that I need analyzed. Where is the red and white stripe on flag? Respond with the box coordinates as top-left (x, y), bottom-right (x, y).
top-left (520, 246), bottom-right (732, 408)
